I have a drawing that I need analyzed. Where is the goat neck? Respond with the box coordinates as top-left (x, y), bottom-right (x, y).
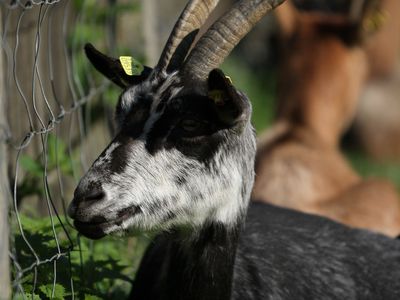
top-left (276, 14), bottom-right (368, 147)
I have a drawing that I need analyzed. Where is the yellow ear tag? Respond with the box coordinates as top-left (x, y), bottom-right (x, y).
top-left (209, 90), bottom-right (225, 105)
top-left (363, 10), bottom-right (388, 34)
top-left (225, 76), bottom-right (233, 84)
top-left (119, 56), bottom-right (144, 76)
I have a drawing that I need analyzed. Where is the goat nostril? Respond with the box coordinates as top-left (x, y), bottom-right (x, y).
top-left (67, 202), bottom-right (77, 219)
top-left (69, 186), bottom-right (105, 218)
top-left (84, 189), bottom-right (105, 202)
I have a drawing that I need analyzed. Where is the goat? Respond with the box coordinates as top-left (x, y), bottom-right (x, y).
top-left (364, 0), bottom-right (400, 79)
top-left (354, 0), bottom-right (400, 160)
top-left (252, 0), bottom-right (400, 237)
top-left (68, 0), bottom-right (400, 299)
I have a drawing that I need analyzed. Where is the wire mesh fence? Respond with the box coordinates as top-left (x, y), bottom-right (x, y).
top-left (0, 0), bottom-right (146, 298)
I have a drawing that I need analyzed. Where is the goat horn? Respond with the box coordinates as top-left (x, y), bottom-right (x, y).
top-left (156, 0), bottom-right (219, 73)
top-left (183, 0), bottom-right (286, 82)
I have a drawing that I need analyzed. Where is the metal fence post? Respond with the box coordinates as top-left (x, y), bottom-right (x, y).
top-left (0, 11), bottom-right (11, 300)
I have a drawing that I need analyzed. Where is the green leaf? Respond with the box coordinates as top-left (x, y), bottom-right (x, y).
top-left (20, 155), bottom-right (44, 177)
top-left (13, 294), bottom-right (41, 300)
top-left (39, 284), bottom-right (65, 300)
top-left (84, 295), bottom-right (102, 300)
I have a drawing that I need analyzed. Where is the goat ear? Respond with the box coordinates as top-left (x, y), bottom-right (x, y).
top-left (207, 69), bottom-right (250, 126)
top-left (356, 0), bottom-right (385, 37)
top-left (275, 1), bottom-right (298, 39)
top-left (84, 43), bottom-right (152, 89)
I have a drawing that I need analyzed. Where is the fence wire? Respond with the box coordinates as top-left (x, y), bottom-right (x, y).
top-left (0, 0), bottom-right (145, 298)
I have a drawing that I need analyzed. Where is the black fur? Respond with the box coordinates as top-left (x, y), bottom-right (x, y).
top-left (130, 202), bottom-right (400, 300)
top-left (130, 223), bottom-right (238, 300)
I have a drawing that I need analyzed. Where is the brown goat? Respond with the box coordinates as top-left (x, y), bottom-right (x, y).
top-left (252, 1), bottom-right (400, 237)
top-left (354, 0), bottom-right (400, 160)
top-left (364, 0), bottom-right (400, 79)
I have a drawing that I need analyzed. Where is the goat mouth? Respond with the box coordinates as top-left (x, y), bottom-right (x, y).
top-left (73, 205), bottom-right (141, 240)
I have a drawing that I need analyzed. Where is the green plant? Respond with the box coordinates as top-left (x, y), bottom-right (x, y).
top-left (12, 215), bottom-right (148, 299)
top-left (18, 134), bottom-right (77, 202)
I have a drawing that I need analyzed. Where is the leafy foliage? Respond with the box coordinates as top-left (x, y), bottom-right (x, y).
top-left (39, 284), bottom-right (66, 300)
top-left (12, 215), bottom-right (149, 299)
top-left (18, 134), bottom-right (77, 202)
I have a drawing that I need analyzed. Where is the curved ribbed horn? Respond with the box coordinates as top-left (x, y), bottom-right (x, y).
top-left (183, 0), bottom-right (286, 81)
top-left (156, 0), bottom-right (219, 73)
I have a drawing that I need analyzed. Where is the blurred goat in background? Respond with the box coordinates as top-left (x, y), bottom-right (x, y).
top-left (252, 0), bottom-right (400, 237)
top-left (354, 0), bottom-right (400, 160)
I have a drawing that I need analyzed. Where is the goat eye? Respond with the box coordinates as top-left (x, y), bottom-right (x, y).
top-left (172, 118), bottom-right (213, 140)
top-left (181, 119), bottom-right (200, 132)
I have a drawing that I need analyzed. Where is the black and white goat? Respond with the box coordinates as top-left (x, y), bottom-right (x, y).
top-left (68, 0), bottom-right (400, 299)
